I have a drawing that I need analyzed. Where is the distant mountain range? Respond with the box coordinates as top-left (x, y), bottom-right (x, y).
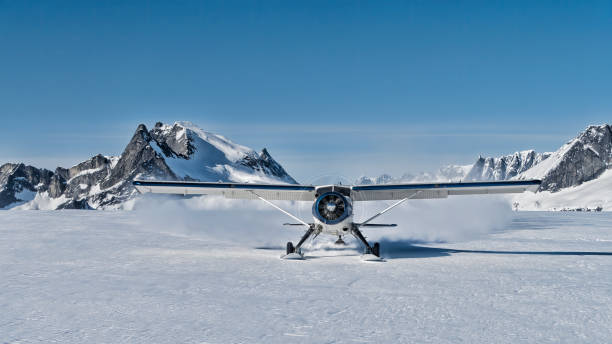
top-left (2, 122), bottom-right (611, 211)
top-left (0, 122), bottom-right (295, 210)
top-left (359, 124), bottom-right (612, 211)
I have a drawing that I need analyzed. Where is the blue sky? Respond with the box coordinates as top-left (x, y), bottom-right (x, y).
top-left (1, 1), bottom-right (611, 182)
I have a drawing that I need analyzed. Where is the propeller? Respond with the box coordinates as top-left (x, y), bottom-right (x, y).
top-left (317, 193), bottom-right (346, 220)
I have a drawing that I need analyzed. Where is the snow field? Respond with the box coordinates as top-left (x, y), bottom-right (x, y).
top-left (1, 209), bottom-right (612, 343)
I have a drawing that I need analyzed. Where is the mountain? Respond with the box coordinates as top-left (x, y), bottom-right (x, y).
top-left (511, 168), bottom-right (612, 211)
top-left (514, 124), bottom-right (612, 191)
top-left (4, 122), bottom-right (612, 211)
top-left (0, 122), bottom-right (296, 210)
top-left (357, 151), bottom-right (552, 186)
top-left (355, 165), bottom-right (472, 185)
top-left (463, 125), bottom-right (612, 193)
top-left (358, 124), bottom-right (612, 210)
top-left (510, 124), bottom-right (612, 211)
top-left (463, 150), bottom-right (552, 182)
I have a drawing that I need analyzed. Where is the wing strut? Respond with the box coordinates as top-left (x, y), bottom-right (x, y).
top-left (357, 191), bottom-right (422, 227)
top-left (248, 191), bottom-right (310, 227)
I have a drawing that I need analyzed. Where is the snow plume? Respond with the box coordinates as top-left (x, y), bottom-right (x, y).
top-left (132, 194), bottom-right (308, 248)
top-left (133, 194), bottom-right (513, 249)
top-left (354, 195), bottom-right (514, 243)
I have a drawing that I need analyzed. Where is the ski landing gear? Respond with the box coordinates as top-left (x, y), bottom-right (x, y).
top-left (351, 225), bottom-right (384, 262)
top-left (282, 224), bottom-right (384, 261)
top-left (282, 225), bottom-right (317, 260)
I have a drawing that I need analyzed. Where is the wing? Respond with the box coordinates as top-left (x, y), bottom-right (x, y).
top-left (132, 180), bottom-right (316, 201)
top-left (350, 180), bottom-right (541, 201)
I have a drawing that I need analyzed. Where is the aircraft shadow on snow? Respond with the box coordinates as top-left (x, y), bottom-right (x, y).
top-left (257, 240), bottom-right (612, 260)
top-left (379, 239), bottom-right (612, 259)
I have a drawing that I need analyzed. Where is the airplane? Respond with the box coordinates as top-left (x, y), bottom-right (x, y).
top-left (133, 179), bottom-right (541, 261)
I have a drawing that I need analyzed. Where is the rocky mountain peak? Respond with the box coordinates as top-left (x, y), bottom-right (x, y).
top-left (102, 124), bottom-right (176, 190)
top-left (0, 163), bottom-right (54, 208)
top-left (150, 122), bottom-right (194, 159)
top-left (1, 121), bottom-right (297, 209)
top-left (582, 124), bottom-right (609, 147)
top-left (517, 123), bottom-right (612, 191)
top-left (464, 150), bottom-right (550, 182)
top-left (260, 148), bottom-right (271, 159)
top-left (144, 121), bottom-right (296, 183)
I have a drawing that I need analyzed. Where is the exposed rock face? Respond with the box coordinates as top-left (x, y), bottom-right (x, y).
top-left (147, 122), bottom-right (297, 184)
top-left (464, 125), bottom-right (612, 192)
top-left (357, 124), bottom-right (612, 194)
top-left (240, 148), bottom-right (296, 184)
top-left (517, 124), bottom-right (612, 191)
top-left (0, 163), bottom-right (53, 208)
top-left (0, 122), bottom-right (297, 209)
top-left (98, 124), bottom-right (176, 206)
top-left (48, 174), bottom-right (66, 198)
top-left (464, 150), bottom-right (551, 182)
top-left (149, 122), bottom-right (194, 159)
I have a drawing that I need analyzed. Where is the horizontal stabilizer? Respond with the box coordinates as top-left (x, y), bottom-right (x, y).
top-left (356, 223), bottom-right (397, 228)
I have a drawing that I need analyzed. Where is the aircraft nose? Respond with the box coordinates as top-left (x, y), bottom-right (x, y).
top-left (325, 202), bottom-right (337, 212)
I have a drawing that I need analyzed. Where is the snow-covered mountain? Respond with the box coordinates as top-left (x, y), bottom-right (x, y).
top-left (510, 124), bottom-right (612, 210)
top-left (512, 168), bottom-right (612, 211)
top-left (0, 122), bottom-right (296, 210)
top-left (465, 125), bottom-right (612, 194)
top-left (463, 150), bottom-right (552, 182)
top-left (358, 124), bottom-right (612, 210)
top-left (356, 165), bottom-right (472, 185)
top-left (515, 124), bottom-right (612, 191)
top-left (357, 150), bottom-right (552, 186)
top-left (4, 122), bottom-right (612, 211)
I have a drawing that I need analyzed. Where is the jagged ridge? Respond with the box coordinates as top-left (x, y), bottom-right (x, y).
top-left (357, 124), bottom-right (612, 195)
top-left (0, 122), bottom-right (296, 209)
top-left (463, 150), bottom-right (551, 182)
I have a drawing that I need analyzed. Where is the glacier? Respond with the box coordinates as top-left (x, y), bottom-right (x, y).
top-left (1, 209), bottom-right (612, 343)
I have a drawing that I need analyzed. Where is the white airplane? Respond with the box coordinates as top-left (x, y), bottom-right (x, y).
top-left (133, 179), bottom-right (541, 261)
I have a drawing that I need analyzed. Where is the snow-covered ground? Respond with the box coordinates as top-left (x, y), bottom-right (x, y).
top-left (512, 169), bottom-right (612, 211)
top-left (2, 208), bottom-right (612, 343)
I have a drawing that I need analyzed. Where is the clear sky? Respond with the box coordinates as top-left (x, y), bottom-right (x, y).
top-left (1, 1), bottom-right (611, 182)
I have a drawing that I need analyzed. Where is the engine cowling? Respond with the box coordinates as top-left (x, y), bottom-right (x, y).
top-left (312, 192), bottom-right (352, 224)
